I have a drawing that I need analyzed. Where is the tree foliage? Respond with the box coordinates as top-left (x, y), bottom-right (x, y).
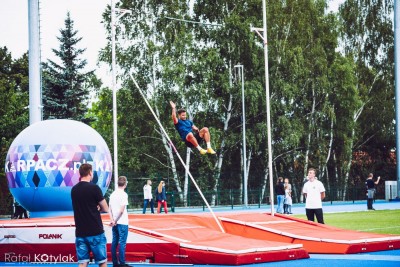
top-left (88, 0), bottom-right (395, 203)
top-left (42, 12), bottom-right (94, 122)
top-left (0, 47), bottom-right (29, 214)
top-left (339, 0), bottom-right (395, 185)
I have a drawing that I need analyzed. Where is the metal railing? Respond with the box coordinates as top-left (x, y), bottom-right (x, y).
top-left (127, 185), bottom-right (385, 211)
top-left (1, 185), bottom-right (385, 216)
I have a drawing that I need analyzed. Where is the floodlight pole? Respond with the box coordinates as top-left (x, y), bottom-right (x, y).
top-left (234, 64), bottom-right (248, 208)
top-left (111, 0), bottom-right (131, 190)
top-left (395, 0), bottom-right (400, 199)
top-left (28, 0), bottom-right (42, 124)
top-left (111, 0), bottom-right (118, 190)
top-left (251, 0), bottom-right (274, 216)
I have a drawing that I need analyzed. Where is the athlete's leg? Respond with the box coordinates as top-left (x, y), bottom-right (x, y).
top-left (199, 128), bottom-right (216, 154)
top-left (199, 127), bottom-right (210, 142)
top-left (186, 133), bottom-right (207, 154)
top-left (186, 133), bottom-right (199, 147)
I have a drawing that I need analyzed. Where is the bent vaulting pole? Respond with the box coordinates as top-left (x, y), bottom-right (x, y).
top-left (129, 73), bottom-right (225, 233)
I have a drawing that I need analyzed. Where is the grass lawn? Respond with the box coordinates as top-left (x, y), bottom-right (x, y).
top-left (293, 209), bottom-right (400, 235)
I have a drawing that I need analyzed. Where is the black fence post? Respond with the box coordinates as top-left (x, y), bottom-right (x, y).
top-left (188, 183), bottom-right (190, 207)
top-left (203, 191), bottom-right (205, 211)
top-left (231, 189), bottom-right (234, 209)
top-left (171, 191), bottom-right (175, 212)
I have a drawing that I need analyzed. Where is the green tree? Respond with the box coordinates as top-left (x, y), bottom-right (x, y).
top-left (95, 0), bottom-right (342, 202)
top-left (42, 12), bottom-right (93, 122)
top-left (98, 1), bottom-right (212, 204)
top-left (90, 0), bottom-right (395, 206)
top-left (0, 47), bottom-right (29, 214)
top-left (338, 0), bottom-right (395, 196)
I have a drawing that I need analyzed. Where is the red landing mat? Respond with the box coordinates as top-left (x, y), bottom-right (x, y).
top-left (218, 212), bottom-right (400, 254)
top-left (0, 214), bottom-right (309, 265)
top-left (126, 214), bottom-right (309, 265)
top-left (0, 216), bottom-right (178, 264)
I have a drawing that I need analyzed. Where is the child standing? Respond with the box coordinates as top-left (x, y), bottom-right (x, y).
top-left (284, 178), bottom-right (293, 214)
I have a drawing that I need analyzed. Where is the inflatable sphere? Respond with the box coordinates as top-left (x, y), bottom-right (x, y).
top-left (4, 119), bottom-right (113, 217)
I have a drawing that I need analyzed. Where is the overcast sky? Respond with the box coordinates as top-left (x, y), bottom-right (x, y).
top-left (0, 1), bottom-right (343, 89)
top-left (0, 0), bottom-right (111, 86)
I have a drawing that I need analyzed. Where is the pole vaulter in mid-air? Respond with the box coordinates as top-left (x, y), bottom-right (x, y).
top-left (129, 73), bottom-right (225, 233)
top-left (169, 101), bottom-right (216, 155)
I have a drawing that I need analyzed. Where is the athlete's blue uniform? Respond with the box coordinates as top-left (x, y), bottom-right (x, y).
top-left (175, 119), bottom-right (203, 148)
top-left (175, 119), bottom-right (193, 141)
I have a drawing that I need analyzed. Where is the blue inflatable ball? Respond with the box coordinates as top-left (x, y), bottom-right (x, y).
top-left (4, 119), bottom-right (113, 217)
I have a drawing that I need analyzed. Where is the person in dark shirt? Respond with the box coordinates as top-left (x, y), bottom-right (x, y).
top-left (71, 163), bottom-right (111, 267)
top-left (365, 173), bottom-right (380, 210)
top-left (275, 177), bottom-right (285, 214)
top-left (13, 201), bottom-right (29, 219)
top-left (170, 100), bottom-right (216, 155)
top-left (155, 181), bottom-right (168, 214)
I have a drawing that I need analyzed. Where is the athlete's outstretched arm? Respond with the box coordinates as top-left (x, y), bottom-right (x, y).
top-left (170, 101), bottom-right (178, 124)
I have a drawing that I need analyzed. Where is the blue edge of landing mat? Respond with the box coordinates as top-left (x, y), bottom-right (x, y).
top-left (3, 250), bottom-right (400, 267)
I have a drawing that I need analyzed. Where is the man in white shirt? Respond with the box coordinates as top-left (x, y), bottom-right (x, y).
top-left (142, 179), bottom-right (155, 214)
top-left (302, 168), bottom-right (325, 224)
top-left (109, 176), bottom-right (129, 267)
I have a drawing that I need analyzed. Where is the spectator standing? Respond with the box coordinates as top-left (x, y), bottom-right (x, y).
top-left (13, 201), bottom-right (29, 219)
top-left (143, 179), bottom-right (155, 214)
top-left (71, 163), bottom-right (110, 267)
top-left (275, 177), bottom-right (285, 214)
top-left (365, 173), bottom-right (381, 210)
top-left (155, 181), bottom-right (168, 214)
top-left (109, 176), bottom-right (129, 267)
top-left (300, 176), bottom-right (309, 203)
top-left (283, 178), bottom-right (292, 214)
top-left (302, 168), bottom-right (326, 224)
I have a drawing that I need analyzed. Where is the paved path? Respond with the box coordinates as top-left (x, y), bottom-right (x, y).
top-left (164, 199), bottom-right (400, 215)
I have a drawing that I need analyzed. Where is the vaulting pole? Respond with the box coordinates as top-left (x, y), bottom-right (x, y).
top-left (129, 74), bottom-right (225, 233)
